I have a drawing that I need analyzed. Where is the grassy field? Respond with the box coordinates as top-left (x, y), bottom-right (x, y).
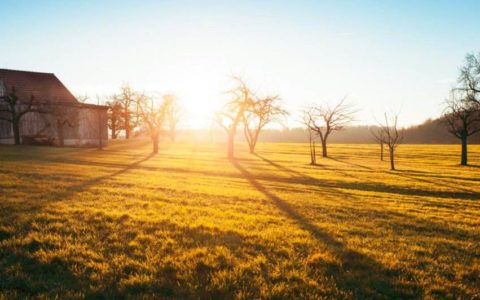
top-left (0, 141), bottom-right (479, 299)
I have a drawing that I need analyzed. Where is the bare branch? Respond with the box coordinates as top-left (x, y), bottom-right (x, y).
top-left (303, 98), bottom-right (356, 157)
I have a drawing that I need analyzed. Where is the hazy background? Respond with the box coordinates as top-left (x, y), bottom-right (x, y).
top-left (1, 0), bottom-right (479, 128)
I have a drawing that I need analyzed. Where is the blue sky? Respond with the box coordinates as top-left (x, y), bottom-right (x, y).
top-left (1, 0), bottom-right (479, 127)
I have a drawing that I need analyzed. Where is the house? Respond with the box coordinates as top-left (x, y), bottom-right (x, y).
top-left (0, 69), bottom-right (108, 147)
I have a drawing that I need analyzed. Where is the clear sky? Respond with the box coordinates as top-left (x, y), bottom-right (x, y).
top-left (1, 0), bottom-right (479, 128)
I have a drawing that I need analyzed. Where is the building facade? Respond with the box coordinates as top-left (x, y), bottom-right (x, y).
top-left (0, 69), bottom-right (108, 147)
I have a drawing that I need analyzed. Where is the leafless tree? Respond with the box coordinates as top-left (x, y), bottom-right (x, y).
top-left (302, 109), bottom-right (317, 164)
top-left (162, 94), bottom-right (183, 142)
top-left (457, 52), bottom-right (480, 105)
top-left (370, 126), bottom-right (385, 161)
top-left (0, 87), bottom-right (48, 145)
top-left (304, 98), bottom-right (356, 157)
top-left (216, 76), bottom-right (252, 159)
top-left (111, 84), bottom-right (141, 139)
top-left (442, 91), bottom-right (480, 166)
top-left (106, 99), bottom-right (124, 139)
top-left (138, 94), bottom-right (170, 154)
top-left (95, 95), bottom-right (106, 150)
top-left (243, 94), bottom-right (287, 153)
top-left (377, 113), bottom-right (403, 170)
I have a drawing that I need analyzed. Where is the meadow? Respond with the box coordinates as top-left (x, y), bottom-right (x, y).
top-left (0, 141), bottom-right (479, 299)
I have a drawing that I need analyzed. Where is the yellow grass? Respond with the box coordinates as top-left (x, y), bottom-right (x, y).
top-left (0, 141), bottom-right (479, 299)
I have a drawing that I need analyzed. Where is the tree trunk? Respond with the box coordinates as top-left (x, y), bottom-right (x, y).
top-left (248, 137), bottom-right (257, 154)
top-left (309, 140), bottom-right (314, 164)
top-left (227, 133), bottom-right (234, 159)
top-left (389, 148), bottom-right (395, 170)
top-left (152, 136), bottom-right (159, 154)
top-left (321, 139), bottom-right (327, 157)
top-left (98, 111), bottom-right (103, 150)
top-left (380, 143), bottom-right (384, 161)
top-left (249, 129), bottom-right (260, 154)
top-left (111, 117), bottom-right (117, 139)
top-left (12, 119), bottom-right (20, 145)
top-left (309, 140), bottom-right (313, 164)
top-left (461, 136), bottom-right (468, 166)
top-left (125, 110), bottom-right (130, 139)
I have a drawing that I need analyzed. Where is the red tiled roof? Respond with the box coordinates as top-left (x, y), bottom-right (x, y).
top-left (0, 69), bottom-right (78, 104)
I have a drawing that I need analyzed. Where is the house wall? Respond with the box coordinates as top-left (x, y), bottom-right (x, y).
top-left (74, 107), bottom-right (108, 147)
top-left (0, 104), bottom-right (108, 147)
top-left (0, 102), bottom-right (12, 143)
top-left (20, 111), bottom-right (57, 141)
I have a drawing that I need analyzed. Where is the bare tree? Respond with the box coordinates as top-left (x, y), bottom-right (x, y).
top-left (95, 95), bottom-right (105, 150)
top-left (138, 94), bottom-right (170, 154)
top-left (304, 98), bottom-right (356, 157)
top-left (216, 76), bottom-right (252, 159)
top-left (111, 84), bottom-right (140, 139)
top-left (457, 52), bottom-right (480, 105)
top-left (243, 94), bottom-right (287, 153)
top-left (442, 91), bottom-right (480, 166)
top-left (303, 109), bottom-right (317, 165)
top-left (370, 126), bottom-right (385, 161)
top-left (0, 87), bottom-right (48, 145)
top-left (162, 94), bottom-right (183, 142)
top-left (377, 113), bottom-right (403, 170)
top-left (106, 99), bottom-right (124, 139)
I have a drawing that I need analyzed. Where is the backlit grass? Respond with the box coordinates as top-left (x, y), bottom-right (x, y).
top-left (0, 141), bottom-right (479, 299)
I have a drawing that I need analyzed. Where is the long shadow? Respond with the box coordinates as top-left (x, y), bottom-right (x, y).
top-left (36, 153), bottom-right (156, 202)
top-left (253, 153), bottom-right (307, 178)
top-left (254, 153), bottom-right (355, 187)
top-left (395, 169), bottom-right (480, 183)
top-left (254, 154), bottom-right (479, 200)
top-left (337, 181), bottom-right (479, 200)
top-left (254, 154), bottom-right (359, 200)
top-left (328, 157), bottom-right (374, 170)
top-left (0, 153), bottom-right (156, 229)
top-left (230, 158), bottom-right (421, 299)
top-left (391, 170), bottom-right (478, 194)
top-left (463, 164), bottom-right (480, 168)
top-left (323, 157), bottom-right (479, 198)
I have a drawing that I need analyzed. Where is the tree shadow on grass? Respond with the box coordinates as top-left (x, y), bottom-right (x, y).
top-left (390, 170), bottom-right (478, 194)
top-left (254, 154), bottom-right (479, 200)
top-left (326, 157), bottom-right (479, 197)
top-left (253, 153), bottom-right (308, 178)
top-left (254, 153), bottom-right (368, 188)
top-left (328, 157), bottom-right (374, 170)
top-left (28, 153), bottom-right (156, 202)
top-left (230, 158), bottom-right (422, 299)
